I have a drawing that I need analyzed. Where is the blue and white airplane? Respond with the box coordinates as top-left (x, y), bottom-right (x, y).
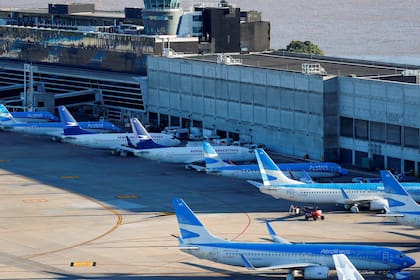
top-left (200, 142), bottom-right (348, 179)
top-left (378, 170), bottom-right (420, 228)
top-left (173, 198), bottom-right (415, 280)
top-left (249, 149), bottom-right (420, 212)
top-left (0, 104), bottom-right (121, 138)
top-left (11, 111), bottom-right (59, 123)
top-left (59, 106), bottom-right (180, 150)
top-left (120, 118), bottom-right (255, 163)
top-left (333, 254), bottom-right (364, 280)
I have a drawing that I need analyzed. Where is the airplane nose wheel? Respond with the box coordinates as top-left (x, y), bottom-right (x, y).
top-left (350, 205), bottom-right (360, 213)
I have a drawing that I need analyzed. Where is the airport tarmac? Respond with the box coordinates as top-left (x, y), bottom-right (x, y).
top-left (0, 131), bottom-right (418, 280)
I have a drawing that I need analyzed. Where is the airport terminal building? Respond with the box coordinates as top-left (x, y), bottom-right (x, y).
top-left (0, 2), bottom-right (419, 173)
top-left (146, 53), bottom-right (420, 173)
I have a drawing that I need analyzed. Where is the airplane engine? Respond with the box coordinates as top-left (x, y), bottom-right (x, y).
top-left (387, 271), bottom-right (411, 280)
top-left (370, 198), bottom-right (389, 211)
top-left (303, 266), bottom-right (329, 279)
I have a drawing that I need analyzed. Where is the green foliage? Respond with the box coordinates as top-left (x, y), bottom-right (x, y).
top-left (285, 40), bottom-right (324, 56)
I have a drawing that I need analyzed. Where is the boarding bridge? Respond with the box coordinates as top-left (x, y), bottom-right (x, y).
top-left (54, 89), bottom-right (102, 107)
top-left (0, 84), bottom-right (24, 100)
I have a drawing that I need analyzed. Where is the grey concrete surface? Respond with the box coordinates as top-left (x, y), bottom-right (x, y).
top-left (0, 131), bottom-right (418, 279)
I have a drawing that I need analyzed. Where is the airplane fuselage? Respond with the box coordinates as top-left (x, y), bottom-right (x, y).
top-left (1, 121), bottom-right (121, 136)
top-left (208, 162), bottom-right (346, 179)
top-left (182, 242), bottom-right (410, 273)
top-left (134, 146), bottom-right (254, 163)
top-left (62, 132), bottom-right (180, 149)
top-left (259, 183), bottom-right (420, 207)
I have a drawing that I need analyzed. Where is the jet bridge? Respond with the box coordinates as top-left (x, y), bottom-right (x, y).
top-left (0, 84), bottom-right (24, 99)
top-left (54, 89), bottom-right (102, 107)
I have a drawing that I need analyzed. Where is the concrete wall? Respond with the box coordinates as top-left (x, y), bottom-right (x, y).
top-left (338, 76), bottom-right (420, 170)
top-left (147, 56), bottom-right (327, 160)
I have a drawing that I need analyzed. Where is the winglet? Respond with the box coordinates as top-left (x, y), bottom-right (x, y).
top-left (240, 254), bottom-right (255, 270)
top-left (340, 188), bottom-right (350, 200)
top-left (125, 136), bottom-right (136, 148)
top-left (333, 254), bottom-right (365, 280)
top-left (265, 221), bottom-right (291, 244)
top-left (300, 170), bottom-right (314, 183)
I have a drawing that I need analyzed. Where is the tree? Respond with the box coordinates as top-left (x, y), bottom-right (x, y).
top-left (285, 40), bottom-right (324, 56)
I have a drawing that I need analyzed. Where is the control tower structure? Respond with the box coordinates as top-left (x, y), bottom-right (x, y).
top-left (143, 0), bottom-right (183, 35)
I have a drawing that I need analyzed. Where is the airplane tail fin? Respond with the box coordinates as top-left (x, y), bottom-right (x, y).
top-left (202, 142), bottom-right (231, 169)
top-left (380, 170), bottom-right (419, 211)
top-left (173, 198), bottom-right (226, 245)
top-left (130, 118), bottom-right (165, 149)
top-left (58, 106), bottom-right (91, 135)
top-left (0, 104), bottom-right (17, 123)
top-left (254, 149), bottom-right (304, 186)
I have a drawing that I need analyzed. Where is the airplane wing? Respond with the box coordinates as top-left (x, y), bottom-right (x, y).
top-left (178, 246), bottom-right (200, 250)
top-left (117, 145), bottom-right (138, 153)
top-left (240, 254), bottom-right (316, 271)
top-left (333, 254), bottom-right (365, 280)
top-left (339, 189), bottom-right (383, 205)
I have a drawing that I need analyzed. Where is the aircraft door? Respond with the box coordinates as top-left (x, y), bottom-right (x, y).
top-left (383, 251), bottom-right (390, 263)
top-left (286, 188), bottom-right (295, 199)
top-left (207, 248), bottom-right (218, 261)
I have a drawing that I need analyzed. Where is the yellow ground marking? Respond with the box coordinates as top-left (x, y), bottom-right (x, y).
top-left (70, 261), bottom-right (96, 267)
top-left (24, 193), bottom-right (123, 259)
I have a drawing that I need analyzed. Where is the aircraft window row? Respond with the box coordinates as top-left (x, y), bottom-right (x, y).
top-left (300, 190), bottom-right (371, 195)
top-left (226, 252), bottom-right (297, 257)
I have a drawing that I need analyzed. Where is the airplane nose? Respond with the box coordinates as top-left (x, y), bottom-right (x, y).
top-left (403, 256), bottom-right (416, 268)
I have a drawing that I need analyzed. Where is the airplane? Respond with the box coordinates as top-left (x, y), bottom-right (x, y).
top-left (332, 254), bottom-right (364, 280)
top-left (59, 106), bottom-right (181, 150)
top-left (378, 170), bottom-right (420, 228)
top-left (172, 198), bottom-right (415, 280)
top-left (0, 104), bottom-right (121, 138)
top-left (198, 141), bottom-right (348, 179)
top-left (11, 111), bottom-right (60, 123)
top-left (249, 149), bottom-right (420, 212)
top-left (121, 118), bottom-right (255, 163)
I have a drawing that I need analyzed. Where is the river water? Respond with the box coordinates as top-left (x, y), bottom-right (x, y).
top-left (1, 0), bottom-right (419, 65)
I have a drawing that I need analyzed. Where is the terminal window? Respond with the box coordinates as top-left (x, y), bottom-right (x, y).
top-left (355, 119), bottom-right (368, 140)
top-left (403, 126), bottom-right (419, 149)
top-left (340, 117), bottom-right (353, 137)
top-left (387, 124), bottom-right (401, 145)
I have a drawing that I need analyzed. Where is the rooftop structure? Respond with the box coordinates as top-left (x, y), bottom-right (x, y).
top-left (142, 0), bottom-right (183, 35)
